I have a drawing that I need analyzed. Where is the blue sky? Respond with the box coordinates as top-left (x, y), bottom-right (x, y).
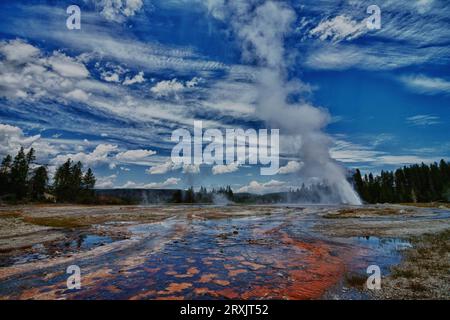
top-left (0, 0), bottom-right (449, 193)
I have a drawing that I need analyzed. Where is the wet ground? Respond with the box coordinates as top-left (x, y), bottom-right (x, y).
top-left (0, 204), bottom-right (448, 300)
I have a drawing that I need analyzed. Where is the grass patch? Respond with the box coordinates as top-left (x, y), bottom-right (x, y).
top-left (0, 210), bottom-right (22, 218)
top-left (378, 228), bottom-right (450, 299)
top-left (22, 216), bottom-right (89, 228)
top-left (324, 207), bottom-right (402, 219)
top-left (401, 202), bottom-right (450, 209)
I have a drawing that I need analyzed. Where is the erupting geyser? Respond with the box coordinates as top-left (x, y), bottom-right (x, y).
top-left (207, 0), bottom-right (362, 205)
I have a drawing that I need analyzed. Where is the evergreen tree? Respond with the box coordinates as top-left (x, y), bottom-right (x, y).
top-left (354, 160), bottom-right (450, 204)
top-left (30, 166), bottom-right (48, 200)
top-left (82, 168), bottom-right (96, 190)
top-left (79, 168), bottom-right (96, 203)
top-left (10, 147), bottom-right (29, 199)
top-left (0, 154), bottom-right (12, 196)
top-left (353, 169), bottom-right (365, 200)
top-left (171, 190), bottom-right (183, 203)
top-left (71, 161), bottom-right (83, 194)
top-left (53, 159), bottom-right (97, 203)
top-left (185, 186), bottom-right (195, 203)
top-left (53, 159), bottom-right (74, 202)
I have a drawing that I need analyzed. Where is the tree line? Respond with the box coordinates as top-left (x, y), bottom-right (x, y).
top-left (170, 186), bottom-right (234, 204)
top-left (0, 147), bottom-right (96, 203)
top-left (353, 159), bottom-right (450, 204)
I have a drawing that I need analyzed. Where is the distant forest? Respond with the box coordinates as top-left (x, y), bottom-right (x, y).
top-left (0, 147), bottom-right (96, 203)
top-left (1, 147), bottom-right (449, 205)
top-left (353, 160), bottom-right (450, 204)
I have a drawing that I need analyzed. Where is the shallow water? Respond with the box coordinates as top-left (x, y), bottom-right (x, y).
top-left (0, 205), bottom-right (448, 300)
top-left (0, 233), bottom-right (114, 267)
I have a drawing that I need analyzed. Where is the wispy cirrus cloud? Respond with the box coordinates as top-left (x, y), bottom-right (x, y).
top-left (301, 0), bottom-right (450, 71)
top-left (406, 114), bottom-right (441, 126)
top-left (400, 74), bottom-right (450, 95)
top-left (309, 15), bottom-right (368, 43)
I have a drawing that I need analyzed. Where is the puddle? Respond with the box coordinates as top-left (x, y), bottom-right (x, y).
top-left (65, 234), bottom-right (114, 250)
top-left (0, 234), bottom-right (114, 267)
top-left (351, 236), bottom-right (412, 274)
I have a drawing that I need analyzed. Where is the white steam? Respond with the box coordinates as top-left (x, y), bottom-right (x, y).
top-left (206, 0), bottom-right (361, 205)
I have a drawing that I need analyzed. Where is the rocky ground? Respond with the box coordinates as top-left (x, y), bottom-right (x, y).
top-left (0, 204), bottom-right (448, 300)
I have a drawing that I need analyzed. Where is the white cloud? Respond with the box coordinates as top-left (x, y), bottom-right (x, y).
top-left (87, 0), bottom-right (144, 23)
top-left (236, 180), bottom-right (288, 195)
top-left (146, 161), bottom-right (177, 174)
top-left (116, 149), bottom-right (156, 162)
top-left (0, 40), bottom-right (92, 103)
top-left (374, 155), bottom-right (442, 166)
top-left (0, 39), bottom-right (223, 137)
top-left (400, 74), bottom-right (450, 95)
top-left (150, 79), bottom-right (185, 98)
top-left (47, 52), bottom-right (90, 78)
top-left (52, 143), bottom-right (118, 167)
top-left (406, 115), bottom-right (441, 126)
top-left (330, 137), bottom-right (444, 168)
top-left (96, 174), bottom-right (117, 189)
top-left (64, 89), bottom-right (91, 102)
top-left (186, 77), bottom-right (202, 88)
top-left (150, 77), bottom-right (202, 98)
top-left (303, 43), bottom-right (438, 71)
top-left (146, 161), bottom-right (200, 175)
top-left (212, 162), bottom-right (239, 175)
top-left (301, 0), bottom-right (450, 71)
top-left (51, 144), bottom-right (160, 169)
top-left (277, 160), bottom-right (303, 174)
top-left (310, 15), bottom-right (367, 42)
top-left (182, 164), bottom-right (200, 174)
top-left (101, 72), bottom-right (120, 83)
top-left (120, 177), bottom-right (180, 189)
top-left (123, 71), bottom-right (145, 85)
top-left (0, 39), bottom-right (39, 62)
top-left (416, 0), bottom-right (435, 14)
top-left (0, 123), bottom-right (58, 160)
top-left (330, 139), bottom-right (382, 164)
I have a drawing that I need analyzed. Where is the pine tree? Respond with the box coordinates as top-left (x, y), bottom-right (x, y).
top-left (172, 190), bottom-right (182, 203)
top-left (10, 147), bottom-right (29, 199)
top-left (353, 169), bottom-right (364, 200)
top-left (79, 168), bottom-right (96, 203)
top-left (82, 168), bottom-right (96, 190)
top-left (185, 186), bottom-right (195, 203)
top-left (53, 159), bottom-right (73, 202)
top-left (0, 154), bottom-right (12, 196)
top-left (354, 159), bottom-right (450, 204)
top-left (30, 166), bottom-right (48, 200)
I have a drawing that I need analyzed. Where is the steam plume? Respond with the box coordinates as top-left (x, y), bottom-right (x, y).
top-left (207, 0), bottom-right (362, 205)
